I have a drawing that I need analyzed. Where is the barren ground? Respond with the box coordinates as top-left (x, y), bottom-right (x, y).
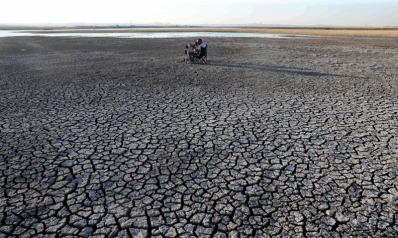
top-left (1, 36), bottom-right (398, 237)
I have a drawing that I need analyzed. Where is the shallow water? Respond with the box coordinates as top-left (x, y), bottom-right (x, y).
top-left (0, 30), bottom-right (303, 38)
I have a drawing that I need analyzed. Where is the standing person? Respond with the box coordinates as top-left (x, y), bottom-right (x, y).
top-left (188, 39), bottom-right (206, 63)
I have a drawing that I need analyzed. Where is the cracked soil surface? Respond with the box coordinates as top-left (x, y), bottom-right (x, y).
top-left (1, 36), bottom-right (398, 237)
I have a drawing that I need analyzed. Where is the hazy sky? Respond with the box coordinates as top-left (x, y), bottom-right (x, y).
top-left (1, 0), bottom-right (398, 26)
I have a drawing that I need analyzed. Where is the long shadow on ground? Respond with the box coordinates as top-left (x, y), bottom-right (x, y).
top-left (208, 62), bottom-right (368, 79)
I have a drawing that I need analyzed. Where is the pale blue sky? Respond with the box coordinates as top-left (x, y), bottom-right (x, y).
top-left (1, 0), bottom-right (398, 26)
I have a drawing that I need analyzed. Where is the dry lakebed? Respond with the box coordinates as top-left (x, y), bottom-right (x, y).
top-left (1, 35), bottom-right (398, 237)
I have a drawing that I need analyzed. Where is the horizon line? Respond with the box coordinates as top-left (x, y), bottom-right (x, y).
top-left (1, 23), bottom-right (398, 28)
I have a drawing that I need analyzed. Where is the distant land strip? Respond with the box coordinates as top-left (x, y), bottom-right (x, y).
top-left (2, 26), bottom-right (398, 37)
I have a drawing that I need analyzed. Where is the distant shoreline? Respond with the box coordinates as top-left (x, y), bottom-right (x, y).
top-left (1, 26), bottom-right (398, 37)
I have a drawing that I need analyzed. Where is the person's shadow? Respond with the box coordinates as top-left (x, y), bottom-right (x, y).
top-left (208, 62), bottom-right (368, 79)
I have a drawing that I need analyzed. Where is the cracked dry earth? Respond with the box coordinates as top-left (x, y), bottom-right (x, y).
top-left (1, 35), bottom-right (398, 238)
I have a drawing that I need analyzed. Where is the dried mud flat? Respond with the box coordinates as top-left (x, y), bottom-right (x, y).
top-left (1, 36), bottom-right (398, 237)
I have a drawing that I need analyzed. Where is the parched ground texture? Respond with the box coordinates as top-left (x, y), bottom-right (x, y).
top-left (1, 36), bottom-right (398, 237)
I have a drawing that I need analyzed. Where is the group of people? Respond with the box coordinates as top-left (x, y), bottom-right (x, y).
top-left (185, 38), bottom-right (206, 64)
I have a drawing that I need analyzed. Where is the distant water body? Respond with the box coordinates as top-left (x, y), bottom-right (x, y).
top-left (0, 29), bottom-right (304, 39)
